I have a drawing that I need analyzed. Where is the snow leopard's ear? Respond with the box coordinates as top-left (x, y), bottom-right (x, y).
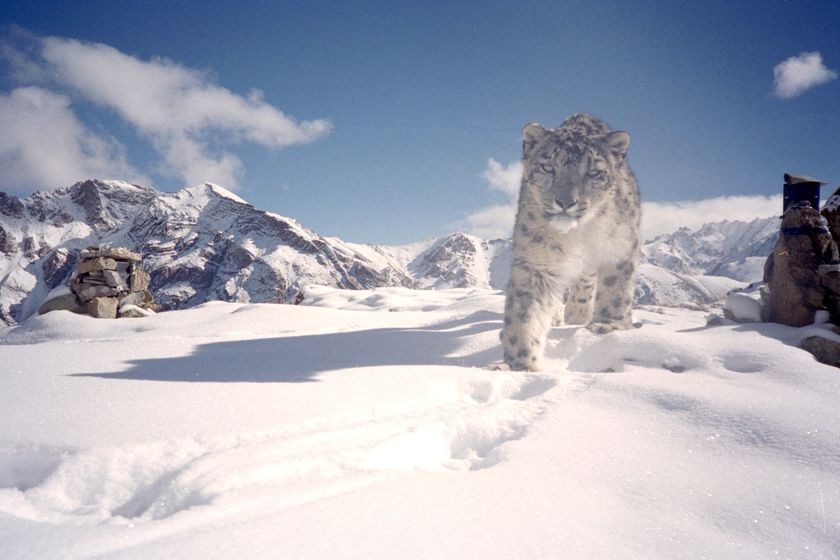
top-left (522, 123), bottom-right (546, 157)
top-left (606, 131), bottom-right (630, 159)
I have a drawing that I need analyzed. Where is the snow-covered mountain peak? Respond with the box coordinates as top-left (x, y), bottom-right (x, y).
top-left (642, 215), bottom-right (779, 278)
top-left (62, 179), bottom-right (158, 229)
top-left (176, 182), bottom-right (251, 209)
top-left (202, 182), bottom-right (249, 204)
top-left (409, 232), bottom-right (487, 288)
top-left (823, 186), bottom-right (840, 213)
top-left (0, 179), bottom-right (415, 324)
top-left (1, 179), bottom-right (785, 325)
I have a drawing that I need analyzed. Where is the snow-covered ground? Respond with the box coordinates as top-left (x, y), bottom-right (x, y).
top-left (1, 287), bottom-right (839, 559)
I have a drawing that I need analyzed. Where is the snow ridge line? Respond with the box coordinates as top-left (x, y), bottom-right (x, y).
top-left (0, 372), bottom-right (557, 526)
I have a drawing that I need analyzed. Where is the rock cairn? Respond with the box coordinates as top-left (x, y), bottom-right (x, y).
top-left (734, 189), bottom-right (840, 369)
top-left (714, 182), bottom-right (840, 369)
top-left (763, 201), bottom-right (840, 326)
top-left (70, 246), bottom-right (154, 318)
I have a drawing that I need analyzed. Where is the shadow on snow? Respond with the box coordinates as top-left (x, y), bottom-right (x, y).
top-left (70, 311), bottom-right (502, 383)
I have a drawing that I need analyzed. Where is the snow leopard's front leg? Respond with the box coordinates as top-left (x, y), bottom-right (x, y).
top-left (589, 259), bottom-right (636, 334)
top-left (564, 273), bottom-right (597, 325)
top-left (500, 267), bottom-right (560, 371)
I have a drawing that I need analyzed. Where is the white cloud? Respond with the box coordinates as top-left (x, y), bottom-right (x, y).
top-left (0, 87), bottom-right (149, 194)
top-left (462, 203), bottom-right (518, 240)
top-left (459, 159), bottom-right (522, 239)
top-left (641, 195), bottom-right (782, 241)
top-left (481, 158), bottom-right (522, 198)
top-left (773, 51), bottom-right (837, 98)
top-left (460, 158), bottom-right (782, 241)
top-left (1, 32), bottom-right (331, 191)
top-left (153, 133), bottom-right (244, 191)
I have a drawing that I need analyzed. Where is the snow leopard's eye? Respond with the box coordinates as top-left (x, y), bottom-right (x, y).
top-left (587, 169), bottom-right (607, 181)
top-left (538, 162), bottom-right (554, 174)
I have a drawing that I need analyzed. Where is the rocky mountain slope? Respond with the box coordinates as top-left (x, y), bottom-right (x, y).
top-left (0, 180), bottom-right (414, 325)
top-left (630, 215), bottom-right (780, 308)
top-left (0, 180), bottom-right (780, 325)
top-left (642, 216), bottom-right (780, 281)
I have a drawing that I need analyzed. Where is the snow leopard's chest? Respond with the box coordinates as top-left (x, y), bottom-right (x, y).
top-left (513, 187), bottom-right (639, 269)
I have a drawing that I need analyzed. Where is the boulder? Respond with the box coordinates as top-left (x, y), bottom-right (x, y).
top-left (77, 257), bottom-right (117, 274)
top-left (820, 266), bottom-right (840, 325)
top-left (118, 291), bottom-right (147, 308)
top-left (763, 202), bottom-right (840, 326)
top-left (129, 268), bottom-right (150, 292)
top-left (38, 292), bottom-right (84, 315)
top-left (85, 296), bottom-right (118, 319)
top-left (102, 246), bottom-right (142, 261)
top-left (118, 292), bottom-right (140, 307)
top-left (705, 314), bottom-right (727, 326)
top-left (81, 245), bottom-right (141, 262)
top-left (102, 269), bottom-right (126, 289)
top-left (800, 335), bottom-right (840, 368)
top-left (723, 291), bottom-right (763, 323)
top-left (75, 284), bottom-right (121, 301)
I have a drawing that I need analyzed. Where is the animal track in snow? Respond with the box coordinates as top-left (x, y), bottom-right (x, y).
top-left (0, 371), bottom-right (557, 525)
top-left (0, 445), bottom-right (67, 491)
top-left (720, 352), bottom-right (765, 373)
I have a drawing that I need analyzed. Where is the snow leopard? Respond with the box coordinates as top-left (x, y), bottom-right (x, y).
top-left (500, 113), bottom-right (641, 371)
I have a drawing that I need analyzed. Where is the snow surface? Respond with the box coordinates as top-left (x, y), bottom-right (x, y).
top-left (1, 287), bottom-right (839, 559)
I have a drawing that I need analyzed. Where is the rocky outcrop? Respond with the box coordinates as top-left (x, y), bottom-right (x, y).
top-left (0, 224), bottom-right (16, 254)
top-left (763, 202), bottom-right (840, 326)
top-left (410, 233), bottom-right (485, 288)
top-left (821, 186), bottom-right (840, 247)
top-left (800, 334), bottom-right (840, 368)
top-left (41, 248), bottom-right (78, 290)
top-left (0, 192), bottom-right (25, 219)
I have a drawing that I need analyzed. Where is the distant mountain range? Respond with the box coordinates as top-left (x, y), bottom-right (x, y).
top-left (642, 217), bottom-right (780, 280)
top-left (0, 180), bottom-right (780, 325)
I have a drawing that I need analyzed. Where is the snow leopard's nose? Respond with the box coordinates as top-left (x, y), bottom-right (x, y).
top-left (554, 196), bottom-right (578, 211)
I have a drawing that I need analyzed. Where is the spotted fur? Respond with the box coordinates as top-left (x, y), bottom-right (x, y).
top-left (501, 114), bottom-right (641, 371)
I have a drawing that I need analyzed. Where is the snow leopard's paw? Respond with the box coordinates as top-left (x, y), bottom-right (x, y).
top-left (487, 361), bottom-right (511, 371)
top-left (586, 322), bottom-right (631, 335)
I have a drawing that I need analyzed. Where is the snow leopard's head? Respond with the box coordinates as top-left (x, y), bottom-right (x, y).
top-left (521, 114), bottom-right (630, 233)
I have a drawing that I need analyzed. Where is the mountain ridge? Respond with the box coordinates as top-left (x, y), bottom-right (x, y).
top-left (0, 179), bottom-right (779, 325)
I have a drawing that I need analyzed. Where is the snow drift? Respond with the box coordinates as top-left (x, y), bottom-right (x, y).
top-left (1, 287), bottom-right (838, 559)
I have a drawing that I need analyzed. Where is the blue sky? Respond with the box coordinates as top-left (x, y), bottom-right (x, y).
top-left (1, 1), bottom-right (839, 244)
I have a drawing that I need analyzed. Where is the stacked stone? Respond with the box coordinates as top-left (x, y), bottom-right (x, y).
top-left (70, 246), bottom-right (154, 318)
top-left (762, 202), bottom-right (840, 326)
